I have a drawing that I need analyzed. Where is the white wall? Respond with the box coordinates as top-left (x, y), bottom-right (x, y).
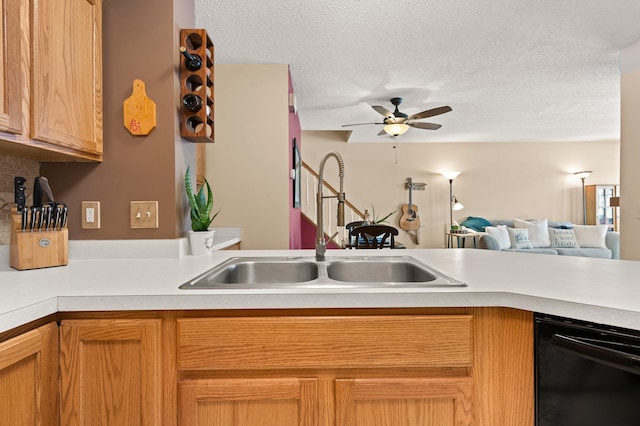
top-left (303, 131), bottom-right (619, 248)
top-left (621, 40), bottom-right (640, 260)
top-left (206, 64), bottom-right (290, 249)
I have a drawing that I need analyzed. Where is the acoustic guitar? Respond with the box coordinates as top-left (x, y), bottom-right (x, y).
top-left (399, 178), bottom-right (421, 232)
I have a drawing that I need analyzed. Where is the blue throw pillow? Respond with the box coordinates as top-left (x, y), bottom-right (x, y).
top-left (460, 216), bottom-right (493, 232)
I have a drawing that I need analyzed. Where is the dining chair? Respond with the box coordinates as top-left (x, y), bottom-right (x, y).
top-left (349, 224), bottom-right (399, 249)
top-left (345, 221), bottom-right (367, 248)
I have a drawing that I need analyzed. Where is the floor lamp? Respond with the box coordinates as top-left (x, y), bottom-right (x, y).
top-left (442, 171), bottom-right (464, 230)
top-left (574, 171), bottom-right (592, 225)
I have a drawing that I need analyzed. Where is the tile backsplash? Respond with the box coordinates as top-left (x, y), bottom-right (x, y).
top-left (0, 155), bottom-right (40, 245)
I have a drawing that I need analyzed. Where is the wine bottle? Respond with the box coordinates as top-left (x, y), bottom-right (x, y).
top-left (182, 94), bottom-right (203, 112)
top-left (180, 46), bottom-right (202, 71)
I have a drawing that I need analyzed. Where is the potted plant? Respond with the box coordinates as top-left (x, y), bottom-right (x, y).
top-left (185, 166), bottom-right (219, 255)
top-left (371, 205), bottom-right (396, 224)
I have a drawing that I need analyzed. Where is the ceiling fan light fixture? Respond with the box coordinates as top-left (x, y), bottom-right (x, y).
top-left (383, 123), bottom-right (409, 136)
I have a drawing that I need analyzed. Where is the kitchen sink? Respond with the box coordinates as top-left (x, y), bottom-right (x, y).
top-left (326, 258), bottom-right (441, 283)
top-left (180, 256), bottom-right (465, 289)
top-left (180, 257), bottom-right (319, 289)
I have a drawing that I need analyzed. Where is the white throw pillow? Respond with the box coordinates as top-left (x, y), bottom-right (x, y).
top-left (572, 225), bottom-right (608, 248)
top-left (485, 225), bottom-right (511, 250)
top-left (507, 227), bottom-right (533, 249)
top-left (513, 218), bottom-right (550, 248)
top-left (549, 228), bottom-right (579, 248)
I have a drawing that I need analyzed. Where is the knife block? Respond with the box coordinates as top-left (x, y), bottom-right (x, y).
top-left (9, 210), bottom-right (68, 270)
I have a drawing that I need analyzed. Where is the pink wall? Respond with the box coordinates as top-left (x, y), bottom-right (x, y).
top-left (288, 68), bottom-right (302, 249)
top-left (301, 215), bottom-right (340, 250)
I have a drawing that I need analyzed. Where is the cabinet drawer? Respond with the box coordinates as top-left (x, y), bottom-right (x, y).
top-left (178, 315), bottom-right (473, 370)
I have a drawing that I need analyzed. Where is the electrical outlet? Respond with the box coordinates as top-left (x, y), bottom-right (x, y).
top-left (130, 201), bottom-right (159, 229)
top-left (82, 201), bottom-right (101, 229)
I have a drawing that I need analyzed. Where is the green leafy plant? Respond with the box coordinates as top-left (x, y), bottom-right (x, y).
top-left (185, 166), bottom-right (219, 231)
top-left (371, 205), bottom-right (396, 224)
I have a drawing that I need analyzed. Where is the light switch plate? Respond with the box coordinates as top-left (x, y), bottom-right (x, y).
top-left (130, 201), bottom-right (159, 229)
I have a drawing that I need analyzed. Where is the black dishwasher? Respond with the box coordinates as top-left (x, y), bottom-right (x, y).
top-left (535, 313), bottom-right (640, 426)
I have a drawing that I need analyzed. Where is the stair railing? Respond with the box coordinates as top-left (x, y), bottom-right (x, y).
top-left (301, 161), bottom-right (364, 247)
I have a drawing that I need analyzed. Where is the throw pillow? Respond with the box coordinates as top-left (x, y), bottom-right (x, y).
top-left (485, 225), bottom-right (511, 250)
top-left (507, 227), bottom-right (533, 249)
top-left (460, 216), bottom-right (492, 232)
top-left (513, 218), bottom-right (551, 248)
top-left (572, 225), bottom-right (608, 248)
top-left (549, 228), bottom-right (579, 248)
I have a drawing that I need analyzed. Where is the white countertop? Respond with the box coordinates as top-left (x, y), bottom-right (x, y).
top-left (1, 240), bottom-right (639, 333)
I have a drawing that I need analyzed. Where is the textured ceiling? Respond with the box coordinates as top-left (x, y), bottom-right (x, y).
top-left (196, 1), bottom-right (640, 143)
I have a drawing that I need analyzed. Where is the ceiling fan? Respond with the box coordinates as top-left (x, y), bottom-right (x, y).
top-left (342, 97), bottom-right (452, 136)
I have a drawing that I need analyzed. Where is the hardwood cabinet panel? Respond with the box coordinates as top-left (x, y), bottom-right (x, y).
top-left (0, 0), bottom-right (25, 134)
top-left (335, 377), bottom-right (474, 426)
top-left (59, 319), bottom-right (162, 426)
top-left (0, 322), bottom-right (58, 426)
top-left (471, 308), bottom-right (534, 426)
top-left (31, 0), bottom-right (103, 157)
top-left (178, 315), bottom-right (473, 371)
top-left (179, 378), bottom-right (317, 426)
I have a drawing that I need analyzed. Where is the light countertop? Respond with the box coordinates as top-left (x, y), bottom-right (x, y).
top-left (1, 240), bottom-right (639, 333)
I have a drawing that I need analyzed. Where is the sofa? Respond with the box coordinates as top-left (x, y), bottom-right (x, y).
top-left (460, 217), bottom-right (620, 259)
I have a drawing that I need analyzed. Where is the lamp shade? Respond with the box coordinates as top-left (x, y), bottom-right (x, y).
top-left (574, 171), bottom-right (592, 180)
top-left (383, 123), bottom-right (409, 136)
top-left (441, 171), bottom-right (461, 180)
top-left (452, 197), bottom-right (464, 211)
top-left (609, 196), bottom-right (620, 207)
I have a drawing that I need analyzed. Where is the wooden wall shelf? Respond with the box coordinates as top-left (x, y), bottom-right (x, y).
top-left (179, 29), bottom-right (214, 143)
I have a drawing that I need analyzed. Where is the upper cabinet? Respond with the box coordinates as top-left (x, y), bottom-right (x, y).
top-left (0, 0), bottom-right (103, 162)
top-left (0, 0), bottom-right (26, 135)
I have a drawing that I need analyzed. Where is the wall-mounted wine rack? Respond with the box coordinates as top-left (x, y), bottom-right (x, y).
top-left (179, 29), bottom-right (214, 143)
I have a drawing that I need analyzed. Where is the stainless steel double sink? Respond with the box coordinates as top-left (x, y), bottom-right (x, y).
top-left (179, 256), bottom-right (465, 289)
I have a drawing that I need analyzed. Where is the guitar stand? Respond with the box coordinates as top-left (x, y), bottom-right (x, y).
top-left (400, 178), bottom-right (426, 245)
top-left (405, 178), bottom-right (426, 191)
top-left (408, 229), bottom-right (421, 244)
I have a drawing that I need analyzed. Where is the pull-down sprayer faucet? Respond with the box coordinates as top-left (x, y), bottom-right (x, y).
top-left (316, 152), bottom-right (345, 260)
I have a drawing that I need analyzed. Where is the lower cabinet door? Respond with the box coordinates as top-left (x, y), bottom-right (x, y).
top-left (335, 377), bottom-right (474, 426)
top-left (179, 378), bottom-right (317, 426)
top-left (0, 322), bottom-right (58, 426)
top-left (59, 319), bottom-right (162, 426)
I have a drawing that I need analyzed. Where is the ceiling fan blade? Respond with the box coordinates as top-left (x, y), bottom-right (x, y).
top-left (407, 106), bottom-right (452, 121)
top-left (408, 122), bottom-right (442, 130)
top-left (377, 129), bottom-right (387, 136)
top-left (372, 106), bottom-right (395, 120)
top-left (342, 122), bottom-right (383, 127)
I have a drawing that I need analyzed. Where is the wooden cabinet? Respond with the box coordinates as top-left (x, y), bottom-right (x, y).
top-left (0, 322), bottom-right (58, 426)
top-left (176, 309), bottom-right (531, 426)
top-left (59, 319), bottom-right (162, 425)
top-left (586, 184), bottom-right (620, 231)
top-left (0, 0), bottom-right (103, 161)
top-left (179, 378), bottom-right (317, 426)
top-left (0, 0), bottom-right (26, 135)
top-left (335, 377), bottom-right (474, 426)
top-left (31, 0), bottom-right (103, 158)
top-left (0, 307), bottom-right (533, 425)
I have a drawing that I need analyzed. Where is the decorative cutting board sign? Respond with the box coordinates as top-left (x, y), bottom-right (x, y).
top-left (123, 79), bottom-right (157, 136)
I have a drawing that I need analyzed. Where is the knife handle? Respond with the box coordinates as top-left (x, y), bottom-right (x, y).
top-left (21, 208), bottom-right (28, 232)
top-left (52, 204), bottom-right (61, 230)
top-left (60, 206), bottom-right (68, 229)
top-left (30, 206), bottom-right (38, 232)
top-left (45, 204), bottom-right (53, 230)
top-left (37, 206), bottom-right (44, 231)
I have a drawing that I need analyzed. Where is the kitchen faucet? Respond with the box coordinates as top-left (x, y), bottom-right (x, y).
top-left (316, 152), bottom-right (346, 260)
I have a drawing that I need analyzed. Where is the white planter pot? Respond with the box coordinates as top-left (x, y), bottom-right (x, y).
top-left (188, 230), bottom-right (215, 255)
